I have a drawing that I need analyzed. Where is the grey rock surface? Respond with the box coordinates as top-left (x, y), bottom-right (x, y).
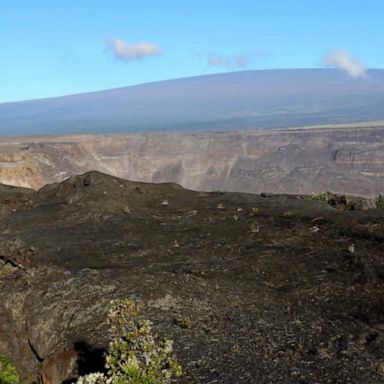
top-left (1, 172), bottom-right (384, 383)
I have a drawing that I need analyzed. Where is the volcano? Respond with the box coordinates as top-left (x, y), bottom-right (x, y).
top-left (1, 69), bottom-right (384, 136)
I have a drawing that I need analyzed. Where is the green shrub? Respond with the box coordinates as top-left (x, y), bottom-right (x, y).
top-left (311, 192), bottom-right (329, 203)
top-left (0, 355), bottom-right (19, 384)
top-left (376, 193), bottom-right (384, 209)
top-left (77, 299), bottom-right (182, 384)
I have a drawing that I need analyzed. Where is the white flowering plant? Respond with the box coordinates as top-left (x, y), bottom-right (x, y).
top-left (77, 299), bottom-right (182, 384)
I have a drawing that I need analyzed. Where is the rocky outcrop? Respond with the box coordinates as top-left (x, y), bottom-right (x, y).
top-left (0, 152), bottom-right (45, 189)
top-left (1, 125), bottom-right (384, 197)
top-left (1, 172), bottom-right (384, 383)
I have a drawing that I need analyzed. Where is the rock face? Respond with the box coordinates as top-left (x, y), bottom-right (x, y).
top-left (1, 124), bottom-right (384, 197)
top-left (0, 150), bottom-right (44, 189)
top-left (1, 171), bottom-right (384, 383)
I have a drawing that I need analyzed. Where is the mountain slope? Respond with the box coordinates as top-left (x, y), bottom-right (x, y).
top-left (1, 69), bottom-right (384, 135)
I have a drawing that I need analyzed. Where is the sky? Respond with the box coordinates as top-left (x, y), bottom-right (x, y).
top-left (0, 0), bottom-right (383, 102)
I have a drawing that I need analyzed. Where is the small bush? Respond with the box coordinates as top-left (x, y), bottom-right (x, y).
top-left (77, 299), bottom-right (182, 384)
top-left (311, 192), bottom-right (329, 203)
top-left (0, 355), bottom-right (19, 384)
top-left (376, 193), bottom-right (384, 209)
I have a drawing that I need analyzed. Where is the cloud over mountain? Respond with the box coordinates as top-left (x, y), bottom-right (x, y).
top-left (325, 50), bottom-right (366, 79)
top-left (109, 38), bottom-right (161, 60)
top-left (207, 54), bottom-right (232, 68)
top-left (192, 50), bottom-right (272, 70)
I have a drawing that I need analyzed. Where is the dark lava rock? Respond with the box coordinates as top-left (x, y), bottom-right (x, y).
top-left (326, 192), bottom-right (377, 211)
top-left (1, 171), bottom-right (384, 383)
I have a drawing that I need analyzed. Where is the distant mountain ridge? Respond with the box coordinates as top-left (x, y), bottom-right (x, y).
top-left (1, 68), bottom-right (384, 136)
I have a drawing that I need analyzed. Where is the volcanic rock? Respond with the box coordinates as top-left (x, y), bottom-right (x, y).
top-left (1, 125), bottom-right (384, 198)
top-left (1, 171), bottom-right (384, 383)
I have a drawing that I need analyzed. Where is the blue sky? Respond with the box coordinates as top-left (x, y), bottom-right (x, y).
top-left (1, 0), bottom-right (383, 102)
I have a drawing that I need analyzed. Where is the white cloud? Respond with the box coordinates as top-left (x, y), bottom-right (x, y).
top-left (109, 38), bottom-right (161, 60)
top-left (207, 54), bottom-right (231, 69)
top-left (324, 50), bottom-right (366, 79)
top-left (192, 50), bottom-right (272, 70)
top-left (234, 54), bottom-right (248, 69)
